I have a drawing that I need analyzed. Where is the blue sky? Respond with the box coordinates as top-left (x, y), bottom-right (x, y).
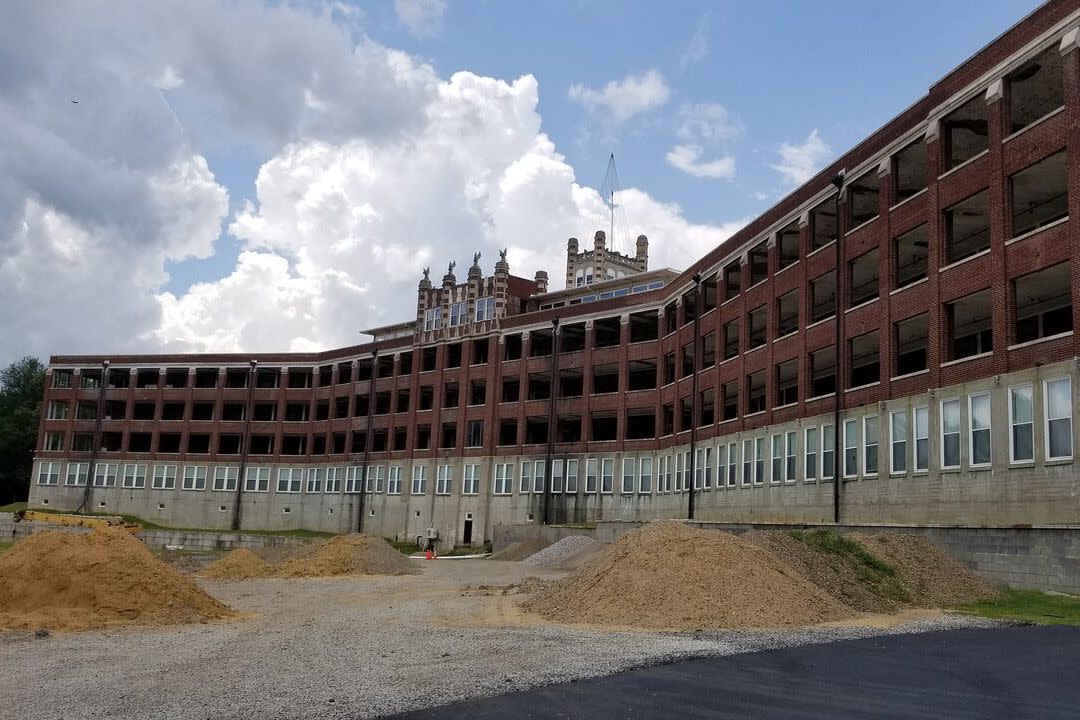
top-left (0, 0), bottom-right (1045, 363)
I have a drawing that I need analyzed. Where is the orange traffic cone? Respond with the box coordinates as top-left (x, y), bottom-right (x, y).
top-left (425, 549), bottom-right (433, 560)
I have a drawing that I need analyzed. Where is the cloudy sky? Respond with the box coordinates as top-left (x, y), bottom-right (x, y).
top-left (0, 0), bottom-right (1038, 365)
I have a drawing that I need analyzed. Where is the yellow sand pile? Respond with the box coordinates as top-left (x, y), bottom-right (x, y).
top-left (198, 548), bottom-right (272, 580)
top-left (0, 529), bottom-right (234, 631)
top-left (525, 521), bottom-right (851, 630)
top-left (274, 534), bottom-right (417, 577)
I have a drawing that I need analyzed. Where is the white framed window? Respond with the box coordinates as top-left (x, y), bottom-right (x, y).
top-left (212, 466), bottom-right (237, 492)
top-left (493, 463), bottom-right (512, 495)
top-left (520, 461), bottom-right (533, 493)
top-left (475, 296), bottom-right (495, 322)
top-left (969, 393), bottom-right (992, 467)
top-left (411, 465), bottom-right (427, 495)
top-left (601, 458), bottom-right (614, 494)
top-left (306, 467), bottom-right (324, 494)
top-left (683, 451), bottom-right (692, 491)
top-left (152, 464), bottom-right (177, 490)
top-left (770, 434), bottom-right (783, 484)
top-left (941, 399), bottom-right (961, 469)
top-left (345, 466), bottom-right (363, 494)
top-left (785, 431), bottom-right (797, 483)
top-left (449, 301), bottom-right (468, 327)
top-left (695, 447), bottom-right (711, 489)
top-left (243, 466), bottom-right (268, 492)
top-left (890, 410), bottom-right (908, 474)
top-left (365, 465), bottom-right (384, 493)
top-left (863, 416), bottom-right (879, 476)
top-left (1045, 377), bottom-right (1073, 460)
top-left (65, 462), bottom-right (89, 486)
top-left (423, 307), bottom-right (442, 332)
top-left (325, 467), bottom-right (342, 493)
top-left (754, 437), bottom-right (765, 485)
top-left (37, 461), bottom-right (60, 486)
top-left (914, 406), bottom-right (929, 471)
top-left (726, 442), bottom-right (738, 487)
top-left (551, 460), bottom-right (564, 493)
top-left (804, 428), bottom-right (818, 481)
top-left (585, 458), bottom-right (598, 493)
top-left (44, 432), bottom-right (65, 452)
top-left (181, 465), bottom-right (207, 491)
top-left (436, 465), bottom-right (453, 495)
top-left (716, 445), bottom-right (727, 489)
top-left (565, 459), bottom-right (578, 493)
top-left (387, 466), bottom-right (403, 494)
top-left (92, 463), bottom-right (118, 488)
top-left (843, 420), bottom-right (858, 478)
top-left (821, 424), bottom-right (835, 480)
top-left (463, 464), bottom-right (480, 495)
top-left (1009, 385), bottom-right (1034, 463)
top-left (622, 457), bottom-right (636, 494)
top-left (639, 456), bottom-right (653, 494)
top-left (655, 455), bottom-right (666, 493)
top-left (46, 400), bottom-right (68, 420)
top-left (673, 452), bottom-right (683, 492)
top-left (742, 439), bottom-right (753, 486)
top-left (276, 467), bottom-right (302, 493)
top-left (533, 461), bottom-right (545, 493)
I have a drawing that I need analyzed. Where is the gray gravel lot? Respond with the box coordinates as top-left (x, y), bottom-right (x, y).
top-left (0, 559), bottom-right (1004, 720)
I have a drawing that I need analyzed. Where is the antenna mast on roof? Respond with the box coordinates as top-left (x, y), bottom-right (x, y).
top-left (589, 153), bottom-right (632, 256)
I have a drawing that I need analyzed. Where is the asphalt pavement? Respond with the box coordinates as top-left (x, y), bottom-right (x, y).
top-left (387, 625), bottom-right (1080, 719)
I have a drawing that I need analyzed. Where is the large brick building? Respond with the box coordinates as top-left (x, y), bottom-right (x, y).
top-left (29, 1), bottom-right (1080, 547)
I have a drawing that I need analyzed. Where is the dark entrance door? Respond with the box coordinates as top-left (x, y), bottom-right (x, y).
top-left (463, 517), bottom-right (473, 545)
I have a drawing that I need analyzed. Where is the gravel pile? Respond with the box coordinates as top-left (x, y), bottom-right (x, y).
top-left (522, 536), bottom-right (603, 568)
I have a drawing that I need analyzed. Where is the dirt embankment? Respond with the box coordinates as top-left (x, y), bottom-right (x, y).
top-left (0, 529), bottom-right (234, 631)
top-left (275, 534), bottom-right (416, 578)
top-left (198, 548), bottom-right (273, 580)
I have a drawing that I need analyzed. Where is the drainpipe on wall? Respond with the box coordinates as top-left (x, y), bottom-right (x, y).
top-left (831, 171), bottom-right (846, 524)
top-left (688, 274), bottom-right (701, 520)
top-left (231, 359), bottom-right (258, 531)
top-left (543, 317), bottom-right (560, 525)
top-left (76, 359), bottom-right (109, 514)
top-left (358, 349), bottom-right (378, 533)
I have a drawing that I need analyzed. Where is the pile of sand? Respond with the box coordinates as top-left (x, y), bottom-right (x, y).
top-left (851, 533), bottom-right (1000, 606)
top-left (489, 538), bottom-right (551, 561)
top-left (522, 536), bottom-right (606, 570)
top-left (274, 534), bottom-right (416, 577)
top-left (525, 521), bottom-right (851, 630)
top-left (198, 548), bottom-right (272, 580)
top-left (0, 529), bottom-right (234, 631)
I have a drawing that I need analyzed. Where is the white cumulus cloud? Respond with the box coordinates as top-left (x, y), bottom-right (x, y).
top-left (568, 69), bottom-right (671, 124)
top-left (665, 145), bottom-right (735, 180)
top-left (772, 129), bottom-right (832, 187)
top-left (394, 0), bottom-right (447, 39)
top-left (679, 12), bottom-right (710, 69)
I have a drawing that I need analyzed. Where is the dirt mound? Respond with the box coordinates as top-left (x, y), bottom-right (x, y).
top-left (851, 533), bottom-right (1001, 607)
top-left (525, 521), bottom-right (852, 630)
top-left (489, 538), bottom-right (551, 561)
top-left (198, 548), bottom-right (272, 580)
top-left (522, 536), bottom-right (606, 569)
top-left (275, 534), bottom-right (416, 577)
top-left (462, 577), bottom-right (551, 597)
top-left (0, 529), bottom-right (234, 631)
top-left (745, 530), bottom-right (911, 613)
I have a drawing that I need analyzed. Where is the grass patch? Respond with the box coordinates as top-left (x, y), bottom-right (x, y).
top-left (388, 539), bottom-right (422, 555)
top-left (0, 541), bottom-right (12, 555)
top-left (955, 588), bottom-right (1080, 626)
top-left (0, 502), bottom-right (27, 513)
top-left (790, 529), bottom-right (910, 603)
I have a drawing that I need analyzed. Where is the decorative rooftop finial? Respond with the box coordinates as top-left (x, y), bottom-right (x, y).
top-left (473, 251), bottom-right (481, 265)
top-left (499, 248), bottom-right (508, 261)
top-left (448, 260), bottom-right (456, 275)
top-left (422, 266), bottom-right (430, 281)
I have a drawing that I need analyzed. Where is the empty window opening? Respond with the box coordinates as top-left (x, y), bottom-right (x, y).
top-left (194, 369), bottom-right (218, 389)
top-left (1007, 47), bottom-right (1063, 134)
top-left (699, 388), bottom-right (715, 426)
top-left (848, 249), bottom-right (879, 307)
top-left (809, 346), bottom-right (836, 398)
top-left (777, 221), bottom-right (800, 269)
top-left (377, 356), bottom-right (394, 378)
top-left (392, 427), bottom-right (407, 451)
top-left (395, 390), bottom-right (410, 413)
top-left (419, 385), bottom-right (434, 410)
top-left (527, 373), bottom-right (551, 401)
top-left (663, 352), bottom-right (676, 385)
top-left (100, 432), bottom-right (123, 452)
top-left (350, 431), bottom-right (366, 453)
top-left (72, 432), bottom-right (94, 452)
top-left (944, 189), bottom-right (990, 264)
top-left (315, 400), bottom-right (330, 421)
top-left (469, 380), bottom-right (486, 406)
top-left (158, 433), bottom-right (182, 454)
top-left (104, 400), bottom-right (126, 421)
top-left (414, 426), bottom-right (430, 450)
top-left (1011, 151), bottom-right (1067, 237)
top-left (777, 290), bottom-right (799, 337)
top-left (894, 313), bottom-right (929, 376)
top-left (442, 384), bottom-right (459, 409)
top-left (946, 289), bottom-right (993, 360)
top-left (679, 397), bottom-right (693, 433)
top-left (255, 368), bottom-right (280, 389)
top-left (136, 369), bottom-right (160, 389)
top-left (191, 403), bottom-right (213, 421)
top-left (559, 369), bottom-right (583, 398)
top-left (702, 331), bottom-right (716, 369)
top-left (218, 435), bottom-right (241, 454)
top-left (318, 365), bottom-right (333, 387)
top-left (164, 368), bottom-right (188, 389)
top-left (722, 381), bottom-right (739, 421)
top-left (374, 391), bottom-right (392, 415)
top-left (591, 413), bottom-right (618, 442)
top-left (446, 343), bottom-right (462, 368)
top-left (746, 371), bottom-right (766, 414)
top-left (894, 224), bottom-right (929, 288)
top-left (811, 200), bottom-right (837, 251)
top-left (811, 272), bottom-right (836, 322)
top-left (683, 288), bottom-right (698, 325)
top-left (465, 420), bottom-right (483, 448)
top-left (680, 342), bottom-right (695, 378)
top-left (132, 402), bottom-right (155, 421)
top-left (748, 241), bottom-right (769, 286)
top-left (593, 364), bottom-right (620, 394)
top-left (371, 429), bottom-right (388, 452)
top-left (501, 377), bottom-right (520, 403)
top-left (337, 362), bottom-right (353, 384)
top-left (504, 334), bottom-right (522, 361)
top-left (1015, 262), bottom-right (1073, 344)
top-left (561, 323), bottom-right (586, 352)
top-left (556, 415), bottom-right (581, 443)
top-left (106, 368), bottom-right (130, 389)
top-left (723, 261), bottom-right (741, 301)
top-left (702, 274), bottom-right (718, 312)
top-left (894, 137), bottom-right (928, 201)
top-left (284, 403), bottom-right (308, 422)
top-left (287, 368), bottom-right (312, 388)
top-left (661, 403), bottom-right (675, 435)
top-left (498, 419), bottom-right (518, 446)
top-left (470, 340), bottom-right (488, 365)
top-left (628, 360), bottom-right (657, 391)
top-left (281, 435), bottom-right (306, 456)
top-left (357, 358), bottom-right (374, 381)
top-left (524, 417), bottom-right (549, 445)
top-left (847, 169), bottom-right (880, 226)
top-left (75, 400), bottom-right (98, 420)
top-left (353, 395), bottom-right (369, 417)
top-left (664, 302), bottom-right (678, 334)
top-left (312, 435), bottom-right (326, 455)
top-left (421, 348), bottom-right (437, 372)
top-left (747, 305), bottom-right (767, 349)
top-left (629, 312), bottom-right (659, 342)
top-left (187, 434), bottom-right (211, 454)
top-left (849, 331), bottom-right (880, 388)
top-left (529, 330), bottom-right (553, 357)
top-left (594, 317), bottom-right (621, 348)
top-left (626, 410), bottom-right (656, 439)
top-left (776, 359), bottom-right (798, 406)
top-left (161, 402), bottom-right (185, 421)
top-left (942, 95), bottom-right (988, 170)
top-left (723, 320), bottom-right (740, 360)
top-left (334, 396), bottom-right (349, 418)
top-left (81, 369), bottom-right (103, 389)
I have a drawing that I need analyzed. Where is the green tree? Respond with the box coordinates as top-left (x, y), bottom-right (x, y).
top-left (0, 356), bottom-right (46, 505)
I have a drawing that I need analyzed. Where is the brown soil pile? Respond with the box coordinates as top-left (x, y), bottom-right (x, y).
top-left (198, 548), bottom-right (272, 580)
top-left (851, 533), bottom-right (1001, 607)
top-left (0, 529), bottom-right (234, 631)
top-left (462, 577), bottom-right (551, 597)
top-left (489, 538), bottom-right (551, 561)
top-left (744, 530), bottom-right (910, 613)
top-left (525, 521), bottom-right (852, 630)
top-left (274, 534), bottom-right (416, 577)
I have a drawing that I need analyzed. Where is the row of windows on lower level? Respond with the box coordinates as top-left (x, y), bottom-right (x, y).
top-left (37, 376), bottom-right (1073, 497)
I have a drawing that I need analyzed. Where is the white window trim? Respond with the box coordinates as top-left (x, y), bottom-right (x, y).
top-left (600, 457), bottom-right (614, 494)
top-left (889, 410), bottom-right (908, 476)
top-left (638, 455), bottom-right (653, 494)
top-left (862, 416), bottom-right (879, 478)
top-left (968, 393), bottom-right (992, 469)
top-left (804, 427), bottom-right (818, 482)
top-left (785, 431), bottom-right (797, 484)
top-left (940, 398), bottom-right (962, 470)
top-left (913, 406), bottom-right (930, 473)
top-left (843, 419), bottom-right (859, 479)
top-left (1008, 384), bottom-right (1035, 465)
top-left (1044, 377), bottom-right (1074, 461)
